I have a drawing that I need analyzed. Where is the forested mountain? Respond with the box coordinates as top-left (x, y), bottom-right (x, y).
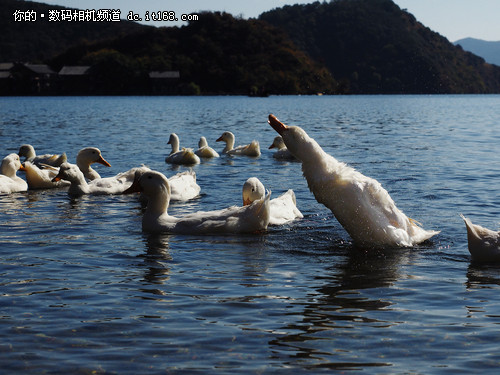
top-left (3, 0), bottom-right (500, 94)
top-left (454, 38), bottom-right (500, 66)
top-left (260, 0), bottom-right (500, 94)
top-left (47, 12), bottom-right (336, 95)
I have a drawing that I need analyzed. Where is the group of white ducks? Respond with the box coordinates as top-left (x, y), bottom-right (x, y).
top-left (1, 115), bottom-right (498, 263)
top-left (164, 130), bottom-right (283, 164)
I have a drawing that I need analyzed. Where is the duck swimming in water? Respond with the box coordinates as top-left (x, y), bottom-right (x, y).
top-left (461, 214), bottom-right (500, 263)
top-left (216, 131), bottom-right (260, 157)
top-left (18, 144), bottom-right (67, 167)
top-left (165, 133), bottom-right (200, 165)
top-left (124, 170), bottom-right (270, 234)
top-left (268, 114), bottom-right (439, 248)
top-left (0, 153), bottom-right (27, 194)
top-left (242, 177), bottom-right (302, 225)
top-left (195, 136), bottom-right (220, 158)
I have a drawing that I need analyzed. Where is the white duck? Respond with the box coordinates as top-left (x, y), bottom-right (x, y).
top-left (165, 133), bottom-right (200, 165)
top-left (268, 114), bottom-right (439, 248)
top-left (0, 153), bottom-right (27, 194)
top-left (76, 147), bottom-right (111, 180)
top-left (18, 144), bottom-right (67, 167)
top-left (461, 214), bottom-right (500, 263)
top-left (216, 131), bottom-right (261, 156)
top-left (242, 177), bottom-right (303, 225)
top-left (53, 162), bottom-right (146, 196)
top-left (195, 136), bottom-right (220, 158)
top-left (23, 161), bottom-right (70, 189)
top-left (168, 170), bottom-right (201, 201)
top-left (123, 170), bottom-right (270, 234)
top-left (269, 136), bottom-right (296, 160)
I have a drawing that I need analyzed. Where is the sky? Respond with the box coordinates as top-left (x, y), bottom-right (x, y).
top-left (32, 0), bottom-right (500, 42)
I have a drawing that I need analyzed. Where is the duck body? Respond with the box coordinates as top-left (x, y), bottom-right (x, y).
top-left (168, 170), bottom-right (201, 201)
top-left (461, 215), bottom-right (500, 263)
top-left (216, 131), bottom-right (261, 156)
top-left (195, 136), bottom-right (220, 158)
top-left (23, 161), bottom-right (70, 189)
top-left (269, 136), bottom-right (296, 160)
top-left (268, 114), bottom-right (439, 248)
top-left (18, 144), bottom-right (67, 167)
top-left (124, 170), bottom-right (270, 234)
top-left (53, 162), bottom-right (140, 196)
top-left (243, 177), bottom-right (302, 225)
top-left (165, 133), bottom-right (200, 165)
top-left (76, 147), bottom-right (111, 180)
top-left (0, 154), bottom-right (27, 194)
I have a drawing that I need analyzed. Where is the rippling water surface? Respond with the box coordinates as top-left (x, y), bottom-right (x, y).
top-left (1, 95), bottom-right (500, 374)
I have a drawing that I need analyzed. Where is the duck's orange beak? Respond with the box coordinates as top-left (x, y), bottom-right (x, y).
top-left (243, 198), bottom-right (252, 206)
top-left (52, 170), bottom-right (63, 182)
top-left (18, 164), bottom-right (27, 172)
top-left (268, 114), bottom-right (288, 135)
top-left (97, 155), bottom-right (111, 167)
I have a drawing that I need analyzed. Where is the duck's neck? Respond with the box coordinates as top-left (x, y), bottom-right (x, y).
top-left (68, 172), bottom-right (90, 195)
top-left (145, 189), bottom-right (170, 218)
top-left (1, 163), bottom-right (16, 178)
top-left (299, 138), bottom-right (345, 181)
top-left (199, 137), bottom-right (208, 148)
top-left (77, 162), bottom-right (100, 180)
top-left (170, 137), bottom-right (180, 154)
top-left (223, 136), bottom-right (234, 153)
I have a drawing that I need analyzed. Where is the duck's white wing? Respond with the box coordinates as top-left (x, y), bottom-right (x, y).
top-left (195, 146), bottom-right (220, 158)
top-left (168, 170), bottom-right (201, 201)
top-left (171, 192), bottom-right (271, 234)
top-left (269, 190), bottom-right (303, 225)
top-left (166, 149), bottom-right (200, 165)
top-left (228, 140), bottom-right (261, 157)
top-left (0, 175), bottom-right (27, 194)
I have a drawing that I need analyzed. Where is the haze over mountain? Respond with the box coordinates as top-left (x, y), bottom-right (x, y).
top-left (454, 38), bottom-right (500, 66)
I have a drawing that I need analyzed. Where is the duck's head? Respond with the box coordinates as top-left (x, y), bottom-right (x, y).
top-left (123, 170), bottom-right (171, 200)
top-left (52, 162), bottom-right (81, 183)
top-left (242, 177), bottom-right (265, 206)
top-left (76, 147), bottom-right (111, 168)
top-left (18, 144), bottom-right (36, 160)
top-left (216, 131), bottom-right (234, 144)
top-left (268, 114), bottom-right (316, 162)
top-left (269, 136), bottom-right (286, 150)
top-left (1, 153), bottom-right (25, 177)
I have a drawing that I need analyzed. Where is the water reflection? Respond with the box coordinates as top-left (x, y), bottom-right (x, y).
top-left (268, 246), bottom-right (412, 369)
top-left (139, 234), bottom-right (172, 286)
top-left (466, 264), bottom-right (500, 289)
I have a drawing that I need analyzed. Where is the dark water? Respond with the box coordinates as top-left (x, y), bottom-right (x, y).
top-left (1, 95), bottom-right (500, 374)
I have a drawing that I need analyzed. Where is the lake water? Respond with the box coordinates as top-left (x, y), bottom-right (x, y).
top-left (1, 95), bottom-right (500, 374)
